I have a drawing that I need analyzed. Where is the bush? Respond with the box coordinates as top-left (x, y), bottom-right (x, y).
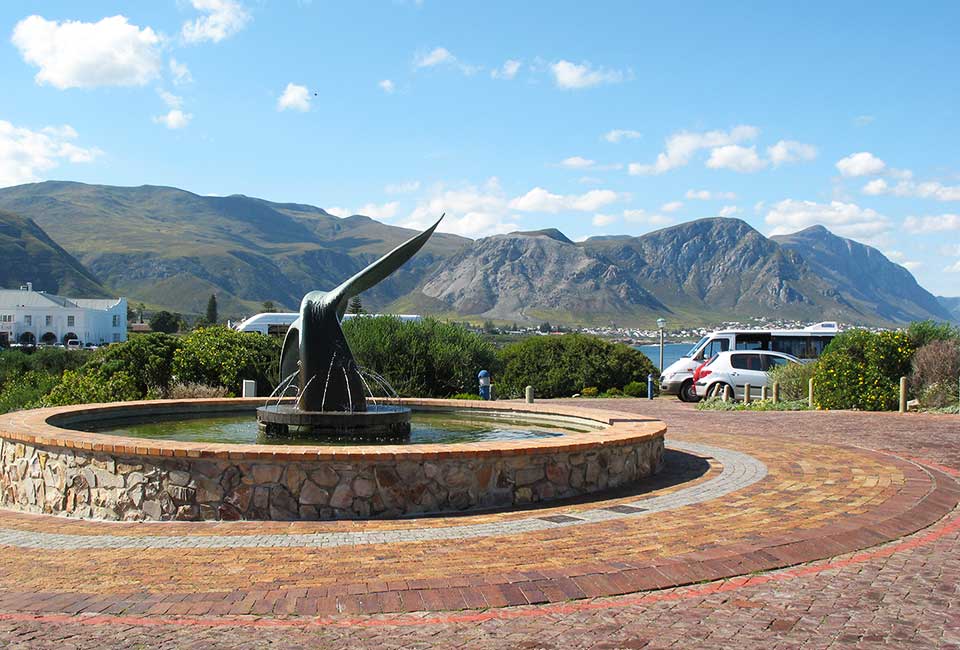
top-left (161, 382), bottom-right (231, 399)
top-left (86, 333), bottom-right (182, 396)
top-left (344, 317), bottom-right (497, 398)
top-left (622, 380), bottom-right (649, 398)
top-left (910, 340), bottom-right (960, 406)
top-left (768, 360), bottom-right (818, 401)
top-left (450, 392), bottom-right (483, 400)
top-left (172, 327), bottom-right (280, 396)
top-left (813, 329), bottom-right (914, 411)
top-left (601, 387), bottom-right (623, 398)
top-left (906, 320), bottom-right (960, 349)
top-left (696, 397), bottom-right (809, 412)
top-left (581, 387), bottom-right (599, 397)
top-left (0, 370), bottom-right (60, 413)
top-left (0, 347), bottom-right (89, 392)
top-left (496, 334), bottom-right (657, 399)
top-left (44, 369), bottom-right (141, 406)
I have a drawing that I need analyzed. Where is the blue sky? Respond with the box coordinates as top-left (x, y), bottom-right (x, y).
top-left (2, 1), bottom-right (959, 295)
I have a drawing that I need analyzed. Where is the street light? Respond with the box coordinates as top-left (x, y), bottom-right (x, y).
top-left (656, 318), bottom-right (667, 376)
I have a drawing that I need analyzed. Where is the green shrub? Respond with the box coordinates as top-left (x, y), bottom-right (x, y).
top-left (496, 334), bottom-right (657, 399)
top-left (910, 340), bottom-right (960, 407)
top-left (344, 316), bottom-right (497, 398)
top-left (172, 327), bottom-right (280, 396)
top-left (581, 387), bottom-right (599, 397)
top-left (768, 360), bottom-right (818, 401)
top-left (696, 397), bottom-right (809, 412)
top-left (906, 320), bottom-right (960, 349)
top-left (813, 329), bottom-right (914, 411)
top-left (44, 369), bottom-right (141, 406)
top-left (0, 370), bottom-right (60, 413)
top-left (623, 380), bottom-right (649, 398)
top-left (0, 347), bottom-right (89, 392)
top-left (450, 392), bottom-right (483, 400)
top-left (601, 387), bottom-right (623, 397)
top-left (86, 333), bottom-right (181, 395)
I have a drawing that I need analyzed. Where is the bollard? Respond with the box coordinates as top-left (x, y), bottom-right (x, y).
top-left (525, 385), bottom-right (535, 404)
top-left (761, 385), bottom-right (768, 401)
top-left (744, 383), bottom-right (752, 404)
top-left (772, 382), bottom-right (780, 404)
top-left (242, 379), bottom-right (256, 398)
top-left (899, 376), bottom-right (907, 414)
top-left (808, 377), bottom-right (815, 409)
top-left (723, 384), bottom-right (732, 402)
top-left (647, 373), bottom-right (654, 400)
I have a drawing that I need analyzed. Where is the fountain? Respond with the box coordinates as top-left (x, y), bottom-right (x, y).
top-left (256, 216), bottom-right (443, 440)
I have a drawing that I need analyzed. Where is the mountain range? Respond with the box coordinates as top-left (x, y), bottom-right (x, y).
top-left (0, 181), bottom-right (954, 326)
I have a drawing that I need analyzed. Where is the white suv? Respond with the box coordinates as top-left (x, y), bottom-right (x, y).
top-left (694, 350), bottom-right (800, 400)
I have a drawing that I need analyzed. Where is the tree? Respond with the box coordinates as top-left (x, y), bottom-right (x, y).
top-left (149, 311), bottom-right (181, 334)
top-left (137, 302), bottom-right (146, 324)
top-left (206, 294), bottom-right (218, 325)
top-left (348, 296), bottom-right (364, 315)
top-left (262, 300), bottom-right (277, 313)
top-left (539, 322), bottom-right (552, 333)
top-left (483, 320), bottom-right (498, 334)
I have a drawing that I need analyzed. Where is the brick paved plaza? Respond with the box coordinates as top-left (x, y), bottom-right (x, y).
top-left (0, 399), bottom-right (957, 649)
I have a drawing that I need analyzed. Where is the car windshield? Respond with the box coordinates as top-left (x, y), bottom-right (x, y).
top-left (685, 336), bottom-right (709, 358)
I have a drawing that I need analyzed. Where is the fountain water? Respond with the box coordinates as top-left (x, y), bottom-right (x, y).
top-left (256, 215), bottom-right (443, 440)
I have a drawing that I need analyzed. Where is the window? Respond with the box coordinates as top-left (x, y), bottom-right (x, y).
top-left (730, 354), bottom-right (764, 371)
top-left (0, 314), bottom-right (12, 323)
top-left (765, 356), bottom-right (790, 370)
top-left (67, 315), bottom-right (75, 327)
top-left (112, 315), bottom-right (120, 327)
top-left (24, 315), bottom-right (31, 326)
top-left (735, 333), bottom-right (771, 350)
top-left (771, 335), bottom-right (810, 359)
top-left (696, 338), bottom-right (729, 360)
top-left (112, 333), bottom-right (121, 342)
top-left (45, 315), bottom-right (53, 326)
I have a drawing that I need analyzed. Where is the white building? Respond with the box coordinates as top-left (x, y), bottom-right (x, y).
top-left (0, 284), bottom-right (127, 347)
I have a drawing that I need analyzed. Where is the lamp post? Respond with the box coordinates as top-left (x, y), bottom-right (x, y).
top-left (656, 318), bottom-right (666, 376)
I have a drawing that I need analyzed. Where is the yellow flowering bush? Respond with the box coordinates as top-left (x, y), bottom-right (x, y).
top-left (813, 329), bottom-right (914, 411)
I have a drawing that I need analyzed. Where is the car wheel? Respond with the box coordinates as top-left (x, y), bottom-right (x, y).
top-left (678, 380), bottom-right (700, 402)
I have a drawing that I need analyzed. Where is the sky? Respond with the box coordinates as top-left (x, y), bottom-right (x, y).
top-left (1, 1), bottom-right (959, 295)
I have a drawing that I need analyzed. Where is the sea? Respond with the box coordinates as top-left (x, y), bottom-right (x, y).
top-left (634, 342), bottom-right (694, 372)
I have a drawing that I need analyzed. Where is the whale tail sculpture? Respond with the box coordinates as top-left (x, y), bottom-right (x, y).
top-left (278, 215), bottom-right (444, 413)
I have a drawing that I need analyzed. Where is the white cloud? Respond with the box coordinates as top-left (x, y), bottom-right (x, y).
top-left (356, 201), bottom-right (400, 220)
top-left (765, 199), bottom-right (892, 243)
top-left (629, 125), bottom-right (758, 175)
top-left (945, 260), bottom-right (960, 273)
top-left (181, 0), bottom-right (250, 44)
top-left (706, 145), bottom-right (767, 173)
top-left (836, 152), bottom-right (886, 177)
top-left (604, 129), bottom-right (642, 143)
top-left (550, 60), bottom-right (626, 89)
top-left (718, 205), bottom-right (739, 217)
top-left (378, 79), bottom-right (395, 94)
top-left (158, 90), bottom-right (183, 109)
top-left (884, 250), bottom-right (922, 271)
top-left (12, 15), bottom-right (162, 89)
top-left (277, 83), bottom-right (310, 112)
top-left (508, 187), bottom-right (621, 213)
top-left (491, 59), bottom-right (521, 79)
top-left (559, 156), bottom-right (595, 169)
top-left (767, 140), bottom-right (818, 166)
top-left (153, 109), bottom-right (192, 129)
top-left (866, 177), bottom-right (960, 201)
top-left (400, 178), bottom-right (518, 238)
top-left (686, 189), bottom-right (737, 201)
top-left (592, 213), bottom-right (618, 227)
top-left (902, 261), bottom-right (922, 271)
top-left (415, 47), bottom-right (455, 68)
top-left (385, 180), bottom-right (420, 194)
top-left (623, 209), bottom-right (673, 227)
top-left (0, 120), bottom-right (102, 187)
top-left (903, 214), bottom-right (960, 234)
top-left (661, 201), bottom-right (683, 213)
top-left (169, 58), bottom-right (193, 85)
top-left (854, 115), bottom-right (875, 127)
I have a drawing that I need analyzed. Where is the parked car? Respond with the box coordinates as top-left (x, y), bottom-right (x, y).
top-left (694, 350), bottom-right (800, 400)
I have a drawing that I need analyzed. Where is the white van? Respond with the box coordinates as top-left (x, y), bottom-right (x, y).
top-left (660, 322), bottom-right (839, 402)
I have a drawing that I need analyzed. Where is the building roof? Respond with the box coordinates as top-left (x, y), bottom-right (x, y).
top-left (0, 289), bottom-right (122, 311)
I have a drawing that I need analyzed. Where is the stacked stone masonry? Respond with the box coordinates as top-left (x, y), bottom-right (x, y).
top-left (0, 399), bottom-right (665, 521)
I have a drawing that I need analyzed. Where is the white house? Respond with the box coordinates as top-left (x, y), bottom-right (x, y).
top-left (0, 284), bottom-right (127, 347)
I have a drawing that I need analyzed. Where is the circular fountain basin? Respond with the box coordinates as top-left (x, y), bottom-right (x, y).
top-left (257, 403), bottom-right (412, 440)
top-left (0, 398), bottom-right (666, 522)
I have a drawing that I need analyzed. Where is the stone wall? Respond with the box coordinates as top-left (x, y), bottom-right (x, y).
top-left (0, 435), bottom-right (664, 521)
